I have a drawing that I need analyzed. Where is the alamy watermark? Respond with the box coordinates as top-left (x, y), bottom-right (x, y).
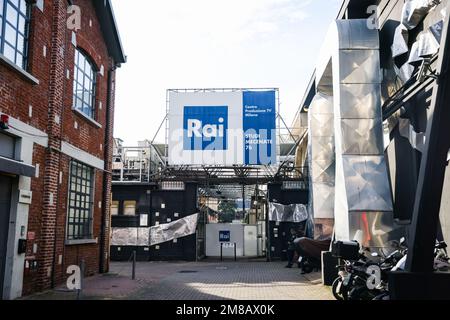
top-left (66, 265), bottom-right (81, 291)
top-left (67, 5), bottom-right (81, 31)
top-left (367, 5), bottom-right (380, 30)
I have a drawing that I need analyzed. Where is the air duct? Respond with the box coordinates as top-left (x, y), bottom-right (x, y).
top-left (314, 19), bottom-right (401, 247)
top-left (308, 92), bottom-right (335, 220)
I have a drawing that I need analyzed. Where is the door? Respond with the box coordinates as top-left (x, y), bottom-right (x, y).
top-left (244, 225), bottom-right (258, 257)
top-left (0, 175), bottom-right (13, 299)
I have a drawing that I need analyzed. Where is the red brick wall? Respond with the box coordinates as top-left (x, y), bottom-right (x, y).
top-left (55, 154), bottom-right (105, 282)
top-left (37, 0), bottom-right (67, 292)
top-left (0, 1), bottom-right (52, 132)
top-left (22, 144), bottom-right (46, 295)
top-left (62, 0), bottom-right (111, 159)
top-left (1, 0), bottom-right (118, 296)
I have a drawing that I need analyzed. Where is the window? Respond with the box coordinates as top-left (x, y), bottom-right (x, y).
top-left (0, 132), bottom-right (15, 159)
top-left (123, 201), bottom-right (136, 216)
top-left (67, 160), bottom-right (94, 240)
top-left (0, 0), bottom-right (30, 69)
top-left (160, 181), bottom-right (185, 190)
top-left (111, 201), bottom-right (119, 216)
top-left (73, 49), bottom-right (96, 119)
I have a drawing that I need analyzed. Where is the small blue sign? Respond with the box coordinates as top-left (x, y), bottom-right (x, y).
top-left (183, 106), bottom-right (228, 151)
top-left (219, 230), bottom-right (231, 242)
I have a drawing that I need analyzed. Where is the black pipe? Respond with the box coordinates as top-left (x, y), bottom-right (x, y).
top-left (99, 66), bottom-right (116, 273)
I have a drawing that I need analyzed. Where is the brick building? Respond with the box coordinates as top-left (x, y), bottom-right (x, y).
top-left (0, 0), bottom-right (125, 299)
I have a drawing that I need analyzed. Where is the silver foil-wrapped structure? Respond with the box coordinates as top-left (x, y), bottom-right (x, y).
top-left (111, 228), bottom-right (149, 246)
top-left (398, 118), bottom-right (426, 153)
top-left (150, 213), bottom-right (198, 246)
top-left (314, 19), bottom-right (400, 247)
top-left (268, 202), bottom-right (309, 223)
top-left (308, 92), bottom-right (335, 220)
top-left (111, 213), bottom-right (198, 247)
top-left (395, 63), bottom-right (415, 83)
top-left (392, 24), bottom-right (410, 58)
top-left (269, 202), bottom-right (314, 237)
top-left (401, 0), bottom-right (441, 30)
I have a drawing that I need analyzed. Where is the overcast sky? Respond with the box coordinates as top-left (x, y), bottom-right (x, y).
top-left (111, 0), bottom-right (341, 145)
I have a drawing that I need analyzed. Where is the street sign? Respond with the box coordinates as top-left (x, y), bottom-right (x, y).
top-left (219, 230), bottom-right (231, 242)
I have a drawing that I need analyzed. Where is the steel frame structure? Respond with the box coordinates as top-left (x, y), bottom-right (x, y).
top-left (389, 0), bottom-right (450, 300)
top-left (112, 88), bottom-right (306, 185)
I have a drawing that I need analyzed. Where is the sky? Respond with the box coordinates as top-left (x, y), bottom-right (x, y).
top-left (111, 0), bottom-right (342, 145)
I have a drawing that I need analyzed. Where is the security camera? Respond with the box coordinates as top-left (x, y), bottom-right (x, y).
top-left (417, 57), bottom-right (438, 83)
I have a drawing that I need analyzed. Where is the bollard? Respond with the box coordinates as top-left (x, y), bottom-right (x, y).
top-left (132, 250), bottom-right (136, 280)
top-left (234, 243), bottom-right (237, 261)
top-left (77, 260), bottom-right (85, 300)
top-left (220, 243), bottom-right (223, 262)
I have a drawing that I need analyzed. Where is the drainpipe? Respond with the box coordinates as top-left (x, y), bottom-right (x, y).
top-left (46, 0), bottom-right (69, 290)
top-left (99, 63), bottom-right (117, 273)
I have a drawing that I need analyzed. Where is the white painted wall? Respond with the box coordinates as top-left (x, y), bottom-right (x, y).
top-left (206, 224), bottom-right (244, 257)
top-left (1, 115), bottom-right (105, 299)
top-left (2, 122), bottom-right (47, 299)
top-left (61, 141), bottom-right (104, 170)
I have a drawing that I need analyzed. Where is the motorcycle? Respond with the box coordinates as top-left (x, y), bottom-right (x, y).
top-left (332, 238), bottom-right (408, 301)
top-left (373, 240), bottom-right (450, 300)
top-left (332, 249), bottom-right (377, 300)
top-left (434, 241), bottom-right (450, 271)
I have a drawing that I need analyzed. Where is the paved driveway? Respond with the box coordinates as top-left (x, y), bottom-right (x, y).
top-left (24, 260), bottom-right (333, 300)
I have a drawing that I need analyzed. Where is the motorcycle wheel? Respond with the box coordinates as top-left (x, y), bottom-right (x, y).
top-left (349, 285), bottom-right (379, 301)
top-left (373, 292), bottom-right (390, 300)
top-left (332, 277), bottom-right (348, 301)
top-left (302, 264), bottom-right (314, 274)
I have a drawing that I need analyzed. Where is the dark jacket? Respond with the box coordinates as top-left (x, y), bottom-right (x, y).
top-left (287, 234), bottom-right (297, 250)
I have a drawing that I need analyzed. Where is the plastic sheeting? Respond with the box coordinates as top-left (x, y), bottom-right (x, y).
top-left (392, 24), bottom-right (409, 58)
top-left (391, 1), bottom-right (445, 81)
top-left (398, 118), bottom-right (426, 153)
top-left (111, 228), bottom-right (149, 246)
top-left (394, 62), bottom-right (415, 83)
top-left (408, 30), bottom-right (440, 67)
top-left (430, 19), bottom-right (444, 42)
top-left (418, 31), bottom-right (440, 56)
top-left (111, 213), bottom-right (198, 246)
top-left (150, 213), bottom-right (198, 246)
top-left (401, 0), bottom-right (441, 30)
top-left (269, 202), bottom-right (314, 239)
top-left (269, 202), bottom-right (309, 223)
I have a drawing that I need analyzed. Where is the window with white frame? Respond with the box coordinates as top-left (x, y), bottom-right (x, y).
top-left (123, 200), bottom-right (137, 216)
top-left (0, 0), bottom-right (31, 69)
top-left (111, 200), bottom-right (119, 216)
top-left (73, 48), bottom-right (97, 119)
top-left (67, 160), bottom-right (94, 240)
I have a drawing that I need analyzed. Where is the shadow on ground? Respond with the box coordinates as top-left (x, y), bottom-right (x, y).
top-left (23, 260), bottom-right (333, 301)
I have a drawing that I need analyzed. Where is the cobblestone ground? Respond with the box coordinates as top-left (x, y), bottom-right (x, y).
top-left (24, 260), bottom-right (333, 300)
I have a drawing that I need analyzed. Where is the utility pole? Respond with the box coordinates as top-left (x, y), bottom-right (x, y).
top-left (242, 184), bottom-right (245, 221)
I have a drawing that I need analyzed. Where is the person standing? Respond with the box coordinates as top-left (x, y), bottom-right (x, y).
top-left (285, 228), bottom-right (301, 268)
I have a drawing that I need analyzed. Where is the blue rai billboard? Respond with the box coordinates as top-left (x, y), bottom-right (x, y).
top-left (168, 89), bottom-right (277, 166)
